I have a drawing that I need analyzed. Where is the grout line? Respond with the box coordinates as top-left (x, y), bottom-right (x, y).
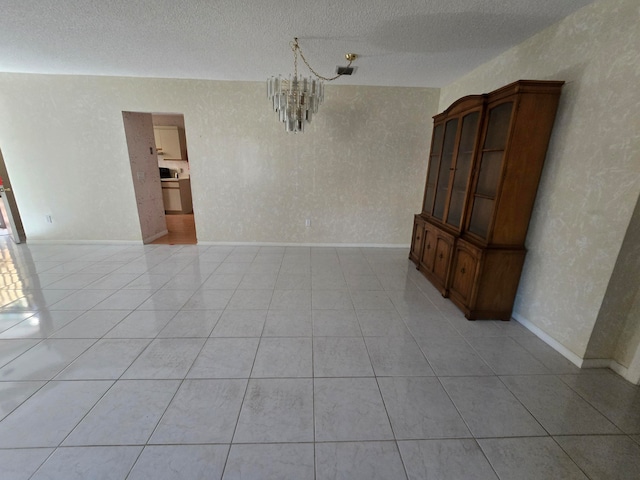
top-left (305, 246), bottom-right (319, 480)
top-left (353, 249), bottom-right (410, 480)
top-left (547, 435), bottom-right (596, 480)
top-left (219, 246), bottom-right (266, 478)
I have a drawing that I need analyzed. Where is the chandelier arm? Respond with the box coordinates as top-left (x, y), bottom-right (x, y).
top-left (292, 38), bottom-right (352, 82)
top-left (298, 50), bottom-right (352, 81)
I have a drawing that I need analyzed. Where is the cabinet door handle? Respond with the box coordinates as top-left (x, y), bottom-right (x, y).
top-left (426, 244), bottom-right (431, 250)
top-left (439, 253), bottom-right (443, 259)
top-left (461, 267), bottom-right (466, 274)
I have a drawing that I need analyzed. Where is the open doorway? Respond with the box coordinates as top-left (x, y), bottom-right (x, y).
top-left (0, 148), bottom-right (27, 244)
top-left (150, 114), bottom-right (196, 245)
top-left (122, 112), bottom-right (196, 245)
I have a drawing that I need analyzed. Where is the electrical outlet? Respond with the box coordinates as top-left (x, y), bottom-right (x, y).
top-left (137, 171), bottom-right (145, 181)
top-left (45, 215), bottom-right (53, 223)
top-left (305, 219), bottom-right (311, 227)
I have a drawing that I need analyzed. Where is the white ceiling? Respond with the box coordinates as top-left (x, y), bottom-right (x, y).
top-left (0, 0), bottom-right (595, 87)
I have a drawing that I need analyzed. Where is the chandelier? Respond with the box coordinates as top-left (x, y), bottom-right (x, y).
top-left (267, 38), bottom-right (357, 133)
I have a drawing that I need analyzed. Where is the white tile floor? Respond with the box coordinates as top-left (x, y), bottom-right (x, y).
top-left (1, 241), bottom-right (640, 479)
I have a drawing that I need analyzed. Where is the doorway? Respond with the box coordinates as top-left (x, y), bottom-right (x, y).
top-left (151, 113), bottom-right (196, 245)
top-left (0, 148), bottom-right (27, 244)
top-left (122, 112), bottom-right (197, 245)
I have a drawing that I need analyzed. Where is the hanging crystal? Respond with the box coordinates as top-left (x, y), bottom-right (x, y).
top-left (268, 73), bottom-right (323, 133)
top-left (267, 38), bottom-right (355, 133)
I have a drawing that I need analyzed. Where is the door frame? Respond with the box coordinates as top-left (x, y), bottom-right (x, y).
top-left (0, 148), bottom-right (26, 243)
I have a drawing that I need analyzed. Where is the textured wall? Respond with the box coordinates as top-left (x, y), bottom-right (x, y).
top-left (439, 0), bottom-right (640, 358)
top-left (122, 112), bottom-right (167, 243)
top-left (192, 84), bottom-right (437, 244)
top-left (0, 76), bottom-right (438, 243)
top-left (619, 293), bottom-right (640, 370)
top-left (585, 193), bottom-right (640, 366)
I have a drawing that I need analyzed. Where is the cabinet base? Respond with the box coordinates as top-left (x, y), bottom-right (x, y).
top-left (465, 310), bottom-right (512, 321)
top-left (418, 265), bottom-right (448, 297)
top-left (448, 295), bottom-right (511, 321)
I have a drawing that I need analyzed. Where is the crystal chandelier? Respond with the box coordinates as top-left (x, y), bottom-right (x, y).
top-left (267, 38), bottom-right (356, 133)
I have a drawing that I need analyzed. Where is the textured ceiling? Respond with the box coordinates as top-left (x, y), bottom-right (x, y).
top-left (0, 0), bottom-right (596, 87)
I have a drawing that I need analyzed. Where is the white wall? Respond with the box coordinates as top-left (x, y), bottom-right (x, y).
top-left (0, 75), bottom-right (438, 244)
top-left (439, 0), bottom-right (640, 362)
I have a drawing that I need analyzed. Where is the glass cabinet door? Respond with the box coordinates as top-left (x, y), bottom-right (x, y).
top-left (432, 119), bottom-right (458, 220)
top-left (468, 101), bottom-right (514, 239)
top-left (423, 124), bottom-right (444, 214)
top-left (445, 111), bottom-right (480, 229)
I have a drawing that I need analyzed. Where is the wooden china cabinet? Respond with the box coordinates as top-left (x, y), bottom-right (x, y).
top-left (410, 80), bottom-right (564, 320)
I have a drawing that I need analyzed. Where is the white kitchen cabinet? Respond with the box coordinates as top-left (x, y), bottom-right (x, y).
top-left (154, 126), bottom-right (187, 161)
top-left (161, 179), bottom-right (193, 214)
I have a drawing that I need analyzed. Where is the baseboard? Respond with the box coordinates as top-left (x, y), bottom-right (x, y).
top-left (514, 311), bottom-right (640, 384)
top-left (606, 360), bottom-right (629, 378)
top-left (197, 241), bottom-right (410, 248)
top-left (27, 239), bottom-right (143, 245)
top-left (582, 358), bottom-right (639, 384)
top-left (143, 230), bottom-right (169, 244)
top-left (626, 357), bottom-right (640, 385)
top-left (24, 239), bottom-right (409, 248)
top-left (580, 358), bottom-right (613, 369)
top-left (511, 311), bottom-right (585, 368)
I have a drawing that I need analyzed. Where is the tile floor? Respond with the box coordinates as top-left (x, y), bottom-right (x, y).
top-left (0, 241), bottom-right (639, 479)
